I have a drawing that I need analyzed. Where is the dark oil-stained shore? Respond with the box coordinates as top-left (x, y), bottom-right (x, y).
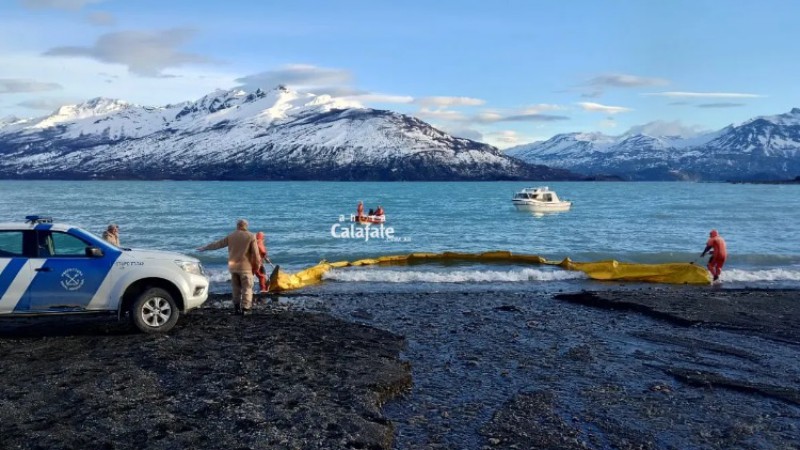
top-left (0, 305), bottom-right (410, 450)
top-left (1, 288), bottom-right (799, 450)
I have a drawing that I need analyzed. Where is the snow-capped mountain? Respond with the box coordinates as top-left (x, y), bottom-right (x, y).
top-left (0, 87), bottom-right (574, 181)
top-left (506, 108), bottom-right (800, 181)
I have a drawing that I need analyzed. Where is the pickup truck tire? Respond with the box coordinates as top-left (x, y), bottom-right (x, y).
top-left (131, 287), bottom-right (179, 334)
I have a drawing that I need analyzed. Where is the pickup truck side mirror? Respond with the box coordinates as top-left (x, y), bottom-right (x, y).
top-left (85, 247), bottom-right (104, 257)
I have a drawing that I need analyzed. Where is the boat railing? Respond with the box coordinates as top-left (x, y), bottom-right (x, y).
top-left (350, 213), bottom-right (387, 222)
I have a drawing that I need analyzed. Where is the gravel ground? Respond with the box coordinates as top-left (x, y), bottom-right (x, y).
top-left (1, 287), bottom-right (799, 450)
top-left (307, 288), bottom-right (800, 450)
top-left (0, 306), bottom-right (410, 450)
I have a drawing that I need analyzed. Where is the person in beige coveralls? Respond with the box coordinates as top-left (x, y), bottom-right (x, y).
top-left (102, 224), bottom-right (120, 246)
top-left (197, 219), bottom-right (261, 315)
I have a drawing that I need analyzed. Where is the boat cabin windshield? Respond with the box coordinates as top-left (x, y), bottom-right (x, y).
top-left (515, 193), bottom-right (541, 199)
top-left (514, 190), bottom-right (557, 202)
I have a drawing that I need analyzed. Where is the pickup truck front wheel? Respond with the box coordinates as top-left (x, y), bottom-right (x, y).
top-left (131, 287), bottom-right (179, 333)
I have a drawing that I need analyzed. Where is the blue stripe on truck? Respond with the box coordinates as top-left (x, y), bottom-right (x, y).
top-left (0, 258), bottom-right (26, 299)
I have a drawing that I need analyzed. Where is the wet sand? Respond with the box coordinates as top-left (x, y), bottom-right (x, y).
top-left (1, 288), bottom-right (799, 449)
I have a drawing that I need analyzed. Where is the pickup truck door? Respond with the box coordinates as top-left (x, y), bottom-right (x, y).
top-left (0, 230), bottom-right (35, 314)
top-left (27, 230), bottom-right (116, 312)
top-left (0, 260), bottom-right (37, 314)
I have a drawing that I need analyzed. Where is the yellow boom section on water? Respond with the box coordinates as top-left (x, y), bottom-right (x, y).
top-left (268, 250), bottom-right (711, 292)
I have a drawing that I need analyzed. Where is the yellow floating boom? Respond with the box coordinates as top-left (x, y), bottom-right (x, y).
top-left (268, 250), bottom-right (711, 292)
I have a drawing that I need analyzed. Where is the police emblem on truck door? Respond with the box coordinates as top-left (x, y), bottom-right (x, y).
top-left (60, 268), bottom-right (85, 291)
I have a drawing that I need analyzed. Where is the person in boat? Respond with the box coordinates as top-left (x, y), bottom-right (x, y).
top-left (375, 205), bottom-right (384, 216)
top-left (368, 208), bottom-right (374, 216)
top-left (701, 229), bottom-right (727, 281)
top-left (254, 231), bottom-right (269, 293)
top-left (357, 201), bottom-right (364, 218)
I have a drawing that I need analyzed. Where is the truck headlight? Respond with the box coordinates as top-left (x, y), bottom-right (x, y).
top-left (175, 260), bottom-right (204, 276)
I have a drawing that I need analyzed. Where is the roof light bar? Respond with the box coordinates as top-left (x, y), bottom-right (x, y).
top-left (25, 215), bottom-right (53, 224)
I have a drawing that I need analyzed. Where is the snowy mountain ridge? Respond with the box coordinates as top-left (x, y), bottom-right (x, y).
top-left (0, 86), bottom-right (574, 181)
top-left (506, 108), bottom-right (800, 181)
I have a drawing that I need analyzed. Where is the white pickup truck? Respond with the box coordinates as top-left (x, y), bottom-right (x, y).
top-left (0, 216), bottom-right (209, 333)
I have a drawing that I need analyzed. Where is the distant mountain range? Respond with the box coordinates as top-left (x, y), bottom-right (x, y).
top-left (506, 108), bottom-right (800, 181)
top-left (0, 87), bottom-right (575, 181)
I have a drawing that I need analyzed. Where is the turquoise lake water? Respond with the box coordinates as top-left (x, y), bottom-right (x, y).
top-left (2, 180), bottom-right (799, 291)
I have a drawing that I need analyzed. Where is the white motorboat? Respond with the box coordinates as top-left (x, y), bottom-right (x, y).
top-left (512, 186), bottom-right (572, 212)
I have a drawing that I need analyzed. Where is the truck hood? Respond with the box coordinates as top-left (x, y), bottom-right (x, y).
top-left (122, 248), bottom-right (200, 263)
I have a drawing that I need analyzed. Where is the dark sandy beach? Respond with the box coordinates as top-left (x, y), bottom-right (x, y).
top-left (1, 287), bottom-right (799, 450)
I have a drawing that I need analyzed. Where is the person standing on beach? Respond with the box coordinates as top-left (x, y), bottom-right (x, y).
top-left (701, 229), bottom-right (727, 281)
top-left (102, 224), bottom-right (120, 246)
top-left (197, 219), bottom-right (261, 315)
top-left (254, 231), bottom-right (269, 293)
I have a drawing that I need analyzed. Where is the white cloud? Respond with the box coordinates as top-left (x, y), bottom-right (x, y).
top-left (0, 52), bottom-right (241, 118)
top-left (487, 130), bottom-right (520, 144)
top-left (237, 65), bottom-right (416, 109)
top-left (420, 104), bottom-right (569, 127)
top-left (519, 104), bottom-right (565, 114)
top-left (441, 127), bottom-right (483, 142)
top-left (416, 96), bottom-right (485, 107)
top-left (598, 118), bottom-right (618, 129)
top-left (485, 130), bottom-right (552, 149)
top-left (503, 113), bottom-right (570, 122)
top-left (579, 73), bottom-right (669, 97)
top-left (697, 102), bottom-right (745, 108)
top-left (625, 120), bottom-right (708, 138)
top-left (476, 111), bottom-right (504, 123)
top-left (578, 102), bottom-right (632, 114)
top-left (236, 64), bottom-right (353, 91)
top-left (344, 93), bottom-right (414, 104)
top-left (586, 73), bottom-right (669, 88)
top-left (17, 97), bottom-right (80, 111)
top-left (0, 78), bottom-right (62, 93)
top-left (474, 108), bottom-right (570, 123)
top-left (417, 106), bottom-right (570, 125)
top-left (43, 29), bottom-right (213, 77)
top-left (643, 91), bottom-right (763, 99)
top-left (20, 0), bottom-right (104, 10)
top-left (416, 107), bottom-right (468, 122)
top-left (86, 11), bottom-right (115, 26)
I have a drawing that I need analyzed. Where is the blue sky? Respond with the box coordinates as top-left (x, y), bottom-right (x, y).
top-left (1, 0), bottom-right (798, 148)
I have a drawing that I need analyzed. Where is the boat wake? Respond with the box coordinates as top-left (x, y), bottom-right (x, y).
top-left (323, 268), bottom-right (588, 283)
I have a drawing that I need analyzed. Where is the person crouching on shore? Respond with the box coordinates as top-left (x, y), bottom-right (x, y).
top-left (701, 229), bottom-right (727, 282)
top-left (197, 219), bottom-right (261, 315)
